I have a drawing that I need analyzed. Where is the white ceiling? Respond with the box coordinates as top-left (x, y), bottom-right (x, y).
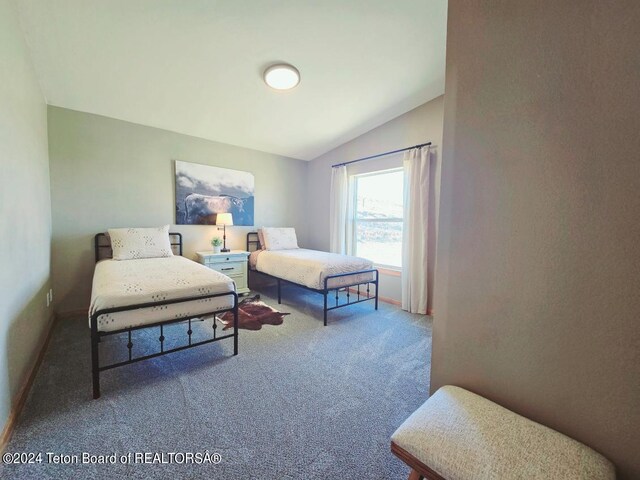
top-left (15, 0), bottom-right (447, 160)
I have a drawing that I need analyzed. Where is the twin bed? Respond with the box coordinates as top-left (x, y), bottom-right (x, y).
top-left (90, 229), bottom-right (238, 399)
top-left (89, 226), bottom-right (378, 398)
top-left (246, 228), bottom-right (379, 326)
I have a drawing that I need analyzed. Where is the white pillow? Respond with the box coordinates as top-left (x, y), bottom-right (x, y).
top-left (107, 225), bottom-right (174, 260)
top-left (261, 227), bottom-right (299, 251)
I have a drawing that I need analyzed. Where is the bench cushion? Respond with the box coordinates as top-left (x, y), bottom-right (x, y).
top-left (391, 386), bottom-right (614, 480)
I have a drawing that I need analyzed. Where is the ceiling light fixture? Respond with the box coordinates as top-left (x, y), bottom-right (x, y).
top-left (263, 64), bottom-right (300, 90)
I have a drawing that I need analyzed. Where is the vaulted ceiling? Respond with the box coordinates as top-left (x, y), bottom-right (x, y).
top-left (15, 0), bottom-right (447, 160)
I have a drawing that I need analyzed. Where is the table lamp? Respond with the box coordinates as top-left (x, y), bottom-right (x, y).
top-left (216, 213), bottom-right (233, 252)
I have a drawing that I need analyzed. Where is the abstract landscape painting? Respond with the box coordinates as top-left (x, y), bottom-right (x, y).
top-left (175, 160), bottom-right (254, 225)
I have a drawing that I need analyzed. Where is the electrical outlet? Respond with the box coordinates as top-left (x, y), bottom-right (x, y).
top-left (46, 292), bottom-right (50, 307)
top-left (49, 288), bottom-right (53, 300)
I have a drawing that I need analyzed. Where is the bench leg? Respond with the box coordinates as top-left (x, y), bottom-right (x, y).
top-left (408, 469), bottom-right (424, 480)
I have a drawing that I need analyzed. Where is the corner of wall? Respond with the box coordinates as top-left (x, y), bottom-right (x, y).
top-left (0, 0), bottom-right (53, 445)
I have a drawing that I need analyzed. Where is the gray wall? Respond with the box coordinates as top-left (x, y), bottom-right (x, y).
top-left (48, 107), bottom-right (309, 313)
top-left (0, 0), bottom-right (52, 433)
top-left (307, 96), bottom-right (444, 306)
top-left (432, 2), bottom-right (640, 478)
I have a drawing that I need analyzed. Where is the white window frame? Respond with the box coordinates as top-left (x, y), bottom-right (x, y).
top-left (351, 167), bottom-right (404, 271)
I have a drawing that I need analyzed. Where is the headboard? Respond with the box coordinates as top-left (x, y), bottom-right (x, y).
top-left (246, 232), bottom-right (262, 252)
top-left (94, 232), bottom-right (184, 262)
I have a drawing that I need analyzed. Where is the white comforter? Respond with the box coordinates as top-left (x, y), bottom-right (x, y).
top-left (252, 248), bottom-right (375, 290)
top-left (89, 256), bottom-right (235, 332)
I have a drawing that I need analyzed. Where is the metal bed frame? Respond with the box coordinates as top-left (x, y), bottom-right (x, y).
top-left (246, 232), bottom-right (379, 326)
top-left (91, 232), bottom-right (238, 399)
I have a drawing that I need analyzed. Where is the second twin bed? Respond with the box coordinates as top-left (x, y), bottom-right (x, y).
top-left (247, 228), bottom-right (379, 325)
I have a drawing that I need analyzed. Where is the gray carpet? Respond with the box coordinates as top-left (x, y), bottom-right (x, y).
top-left (1, 285), bottom-right (432, 479)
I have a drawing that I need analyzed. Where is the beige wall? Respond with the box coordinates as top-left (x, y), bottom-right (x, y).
top-left (432, 1), bottom-right (640, 478)
top-left (307, 96), bottom-right (444, 306)
top-left (0, 0), bottom-right (52, 433)
top-left (48, 107), bottom-right (309, 313)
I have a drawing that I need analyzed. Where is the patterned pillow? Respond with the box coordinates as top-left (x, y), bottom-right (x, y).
top-left (107, 225), bottom-right (174, 260)
top-left (262, 227), bottom-right (299, 251)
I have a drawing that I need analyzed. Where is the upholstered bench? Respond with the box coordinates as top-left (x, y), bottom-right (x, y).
top-left (391, 386), bottom-right (615, 480)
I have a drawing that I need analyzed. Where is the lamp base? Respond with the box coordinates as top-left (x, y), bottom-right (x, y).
top-left (221, 224), bottom-right (230, 253)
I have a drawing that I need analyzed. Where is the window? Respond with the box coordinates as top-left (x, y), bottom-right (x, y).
top-left (353, 168), bottom-right (403, 268)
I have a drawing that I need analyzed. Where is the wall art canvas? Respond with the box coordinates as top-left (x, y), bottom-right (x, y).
top-left (175, 160), bottom-right (254, 225)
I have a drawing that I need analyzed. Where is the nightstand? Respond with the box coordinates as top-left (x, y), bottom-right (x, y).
top-left (196, 250), bottom-right (250, 295)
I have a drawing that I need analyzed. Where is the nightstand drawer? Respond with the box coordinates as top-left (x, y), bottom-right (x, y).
top-left (228, 273), bottom-right (247, 290)
top-left (207, 261), bottom-right (244, 276)
top-left (206, 254), bottom-right (247, 264)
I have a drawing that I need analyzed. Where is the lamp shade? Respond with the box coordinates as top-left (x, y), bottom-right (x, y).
top-left (216, 212), bottom-right (233, 226)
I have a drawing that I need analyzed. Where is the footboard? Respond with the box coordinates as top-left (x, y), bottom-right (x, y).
top-left (90, 290), bottom-right (238, 399)
top-left (321, 269), bottom-right (379, 326)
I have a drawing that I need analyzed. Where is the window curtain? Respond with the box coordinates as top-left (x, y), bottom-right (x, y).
top-left (329, 165), bottom-right (348, 254)
top-left (402, 146), bottom-right (433, 314)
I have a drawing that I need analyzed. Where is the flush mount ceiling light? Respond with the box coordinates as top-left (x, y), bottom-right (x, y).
top-left (263, 64), bottom-right (300, 90)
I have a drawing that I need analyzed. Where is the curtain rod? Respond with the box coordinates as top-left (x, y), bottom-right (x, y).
top-left (331, 142), bottom-right (432, 168)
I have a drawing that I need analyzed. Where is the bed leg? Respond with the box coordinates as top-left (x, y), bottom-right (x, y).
top-left (233, 304), bottom-right (239, 356)
top-left (375, 275), bottom-right (379, 310)
top-left (277, 278), bottom-right (281, 304)
top-left (91, 327), bottom-right (100, 399)
top-left (323, 291), bottom-right (328, 326)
